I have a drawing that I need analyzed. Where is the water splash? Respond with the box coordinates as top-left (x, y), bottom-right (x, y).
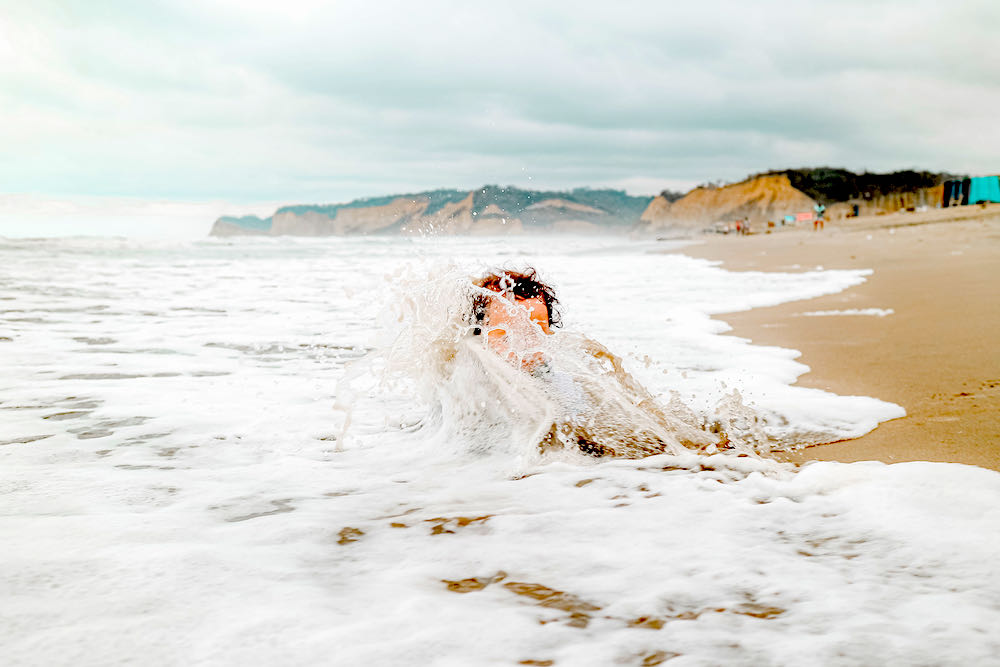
top-left (339, 264), bottom-right (783, 462)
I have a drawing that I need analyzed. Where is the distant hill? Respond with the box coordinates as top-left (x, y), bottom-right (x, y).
top-left (210, 168), bottom-right (967, 238)
top-left (637, 174), bottom-right (816, 234)
top-left (210, 215), bottom-right (271, 236)
top-left (210, 186), bottom-right (654, 237)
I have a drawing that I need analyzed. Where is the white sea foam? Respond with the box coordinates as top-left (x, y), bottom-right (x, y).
top-left (800, 308), bottom-right (895, 317)
top-left (1, 235), bottom-right (996, 666)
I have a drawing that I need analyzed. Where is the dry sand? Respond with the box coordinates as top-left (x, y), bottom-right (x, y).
top-left (681, 204), bottom-right (1000, 471)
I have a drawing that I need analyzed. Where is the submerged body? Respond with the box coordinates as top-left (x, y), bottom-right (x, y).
top-left (534, 335), bottom-right (720, 457)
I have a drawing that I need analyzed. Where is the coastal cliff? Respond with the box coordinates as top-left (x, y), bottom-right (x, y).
top-left (209, 215), bottom-right (271, 237)
top-left (210, 169), bottom-right (960, 237)
top-left (210, 186), bottom-right (651, 237)
top-left (636, 175), bottom-right (817, 234)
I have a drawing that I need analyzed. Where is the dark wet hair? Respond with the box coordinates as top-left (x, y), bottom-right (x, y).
top-left (471, 267), bottom-right (561, 334)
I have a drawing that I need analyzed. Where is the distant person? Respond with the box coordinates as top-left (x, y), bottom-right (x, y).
top-left (813, 203), bottom-right (826, 231)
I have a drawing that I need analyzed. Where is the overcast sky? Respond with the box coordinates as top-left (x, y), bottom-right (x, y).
top-left (1, 0), bottom-right (998, 236)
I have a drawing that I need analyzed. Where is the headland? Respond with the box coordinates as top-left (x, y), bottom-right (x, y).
top-left (209, 168), bottom-right (971, 238)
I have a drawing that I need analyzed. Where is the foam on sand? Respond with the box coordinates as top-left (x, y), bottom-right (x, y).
top-left (800, 308), bottom-right (895, 317)
top-left (1, 236), bottom-right (996, 666)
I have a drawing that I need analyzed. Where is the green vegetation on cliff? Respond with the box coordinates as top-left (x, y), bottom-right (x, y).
top-left (655, 189), bottom-right (686, 202)
top-left (271, 185), bottom-right (653, 228)
top-left (472, 185), bottom-right (652, 226)
top-left (276, 188), bottom-right (469, 218)
top-left (755, 167), bottom-right (960, 205)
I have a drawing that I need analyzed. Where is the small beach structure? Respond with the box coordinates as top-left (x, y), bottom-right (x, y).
top-left (942, 176), bottom-right (1000, 207)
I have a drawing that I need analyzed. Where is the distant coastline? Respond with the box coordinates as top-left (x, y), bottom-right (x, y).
top-left (210, 167), bottom-right (982, 238)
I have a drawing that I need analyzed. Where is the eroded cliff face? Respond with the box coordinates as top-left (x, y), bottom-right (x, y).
top-left (269, 210), bottom-right (335, 236)
top-left (210, 174), bottom-right (956, 237)
top-left (638, 175), bottom-right (816, 234)
top-left (400, 192), bottom-right (478, 234)
top-left (525, 198), bottom-right (604, 215)
top-left (270, 198), bottom-right (430, 236)
top-left (211, 187), bottom-right (647, 236)
top-left (400, 193), bottom-right (527, 235)
top-left (209, 219), bottom-right (269, 237)
top-left (639, 195), bottom-right (673, 225)
top-left (209, 216), bottom-right (270, 237)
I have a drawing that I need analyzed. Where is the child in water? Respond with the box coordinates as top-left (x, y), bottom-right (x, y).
top-left (470, 268), bottom-right (557, 373)
top-left (468, 268), bottom-right (723, 458)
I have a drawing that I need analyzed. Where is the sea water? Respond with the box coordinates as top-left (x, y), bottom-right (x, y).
top-left (1, 235), bottom-right (998, 666)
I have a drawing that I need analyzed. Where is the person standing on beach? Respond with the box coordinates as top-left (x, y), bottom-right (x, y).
top-left (813, 203), bottom-right (826, 231)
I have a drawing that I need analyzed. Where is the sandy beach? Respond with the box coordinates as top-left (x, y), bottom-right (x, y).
top-left (684, 204), bottom-right (1000, 470)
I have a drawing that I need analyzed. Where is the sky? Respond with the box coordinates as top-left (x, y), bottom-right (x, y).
top-left (1, 0), bottom-right (998, 237)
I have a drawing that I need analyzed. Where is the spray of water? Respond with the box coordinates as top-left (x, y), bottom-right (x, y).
top-left (337, 264), bottom-right (780, 461)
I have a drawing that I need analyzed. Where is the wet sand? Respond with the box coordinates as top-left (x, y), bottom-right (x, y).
top-left (681, 204), bottom-right (1000, 471)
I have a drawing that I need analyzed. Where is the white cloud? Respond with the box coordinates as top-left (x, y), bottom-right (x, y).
top-left (1, 0), bottom-right (997, 236)
top-left (0, 193), bottom-right (277, 239)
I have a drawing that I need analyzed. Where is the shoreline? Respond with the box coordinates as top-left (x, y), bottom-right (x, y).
top-left (679, 205), bottom-right (1000, 471)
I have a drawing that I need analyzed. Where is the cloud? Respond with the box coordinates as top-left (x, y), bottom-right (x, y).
top-left (0, 192), bottom-right (279, 239)
top-left (1, 0), bottom-right (997, 215)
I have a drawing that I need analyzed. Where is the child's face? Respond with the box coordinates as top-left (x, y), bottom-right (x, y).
top-left (483, 293), bottom-right (552, 370)
top-left (485, 294), bottom-right (551, 339)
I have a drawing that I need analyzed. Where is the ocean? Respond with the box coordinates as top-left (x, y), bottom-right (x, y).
top-left (2, 235), bottom-right (998, 666)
